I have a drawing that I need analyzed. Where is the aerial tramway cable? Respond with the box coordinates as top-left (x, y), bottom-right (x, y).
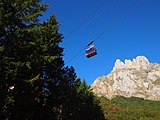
top-left (93, 0), bottom-right (142, 42)
top-left (65, 0), bottom-right (142, 64)
top-left (63, 0), bottom-right (117, 44)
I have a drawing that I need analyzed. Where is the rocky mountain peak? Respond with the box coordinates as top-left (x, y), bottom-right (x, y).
top-left (91, 56), bottom-right (160, 101)
top-left (113, 56), bottom-right (150, 71)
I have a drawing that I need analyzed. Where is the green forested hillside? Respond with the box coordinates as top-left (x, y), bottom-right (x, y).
top-left (99, 96), bottom-right (160, 120)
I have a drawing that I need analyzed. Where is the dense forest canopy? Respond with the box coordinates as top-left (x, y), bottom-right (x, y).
top-left (0, 0), bottom-right (104, 119)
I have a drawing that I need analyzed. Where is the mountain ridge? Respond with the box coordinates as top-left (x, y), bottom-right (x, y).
top-left (91, 56), bottom-right (160, 101)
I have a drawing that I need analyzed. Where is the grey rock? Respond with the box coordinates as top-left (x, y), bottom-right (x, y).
top-left (91, 56), bottom-right (160, 101)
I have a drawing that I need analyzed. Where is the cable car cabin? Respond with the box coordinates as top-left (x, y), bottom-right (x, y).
top-left (85, 45), bottom-right (97, 58)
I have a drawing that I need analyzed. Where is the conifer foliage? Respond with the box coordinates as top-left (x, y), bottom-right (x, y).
top-left (0, 0), bottom-right (104, 120)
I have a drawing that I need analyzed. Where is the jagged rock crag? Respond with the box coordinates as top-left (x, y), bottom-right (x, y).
top-left (91, 56), bottom-right (160, 101)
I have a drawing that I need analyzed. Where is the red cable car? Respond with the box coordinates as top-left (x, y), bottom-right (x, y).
top-left (85, 44), bottom-right (97, 58)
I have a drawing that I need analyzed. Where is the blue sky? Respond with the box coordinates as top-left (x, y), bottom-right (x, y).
top-left (42, 0), bottom-right (160, 85)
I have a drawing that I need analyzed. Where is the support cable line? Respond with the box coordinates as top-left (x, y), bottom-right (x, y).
top-left (65, 0), bottom-right (142, 64)
top-left (93, 0), bottom-right (142, 42)
top-left (63, 0), bottom-right (117, 44)
top-left (65, 46), bottom-right (87, 64)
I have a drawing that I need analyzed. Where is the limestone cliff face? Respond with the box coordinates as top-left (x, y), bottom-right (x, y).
top-left (91, 56), bottom-right (160, 101)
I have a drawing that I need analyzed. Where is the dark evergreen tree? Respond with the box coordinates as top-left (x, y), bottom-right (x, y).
top-left (73, 79), bottom-right (105, 120)
top-left (0, 0), bottom-right (105, 120)
top-left (0, 0), bottom-right (61, 119)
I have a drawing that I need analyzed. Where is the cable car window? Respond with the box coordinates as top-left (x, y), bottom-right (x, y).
top-left (86, 47), bottom-right (95, 54)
